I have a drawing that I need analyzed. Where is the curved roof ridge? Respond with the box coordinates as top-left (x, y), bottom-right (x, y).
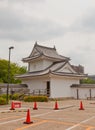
top-left (35, 43), bottom-right (56, 50)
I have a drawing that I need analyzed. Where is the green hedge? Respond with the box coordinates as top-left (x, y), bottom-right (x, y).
top-left (24, 95), bottom-right (48, 102)
top-left (9, 93), bottom-right (25, 100)
top-left (0, 97), bottom-right (7, 105)
top-left (11, 93), bottom-right (20, 100)
top-left (0, 94), bottom-right (9, 99)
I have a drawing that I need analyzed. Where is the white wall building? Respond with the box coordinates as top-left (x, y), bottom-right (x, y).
top-left (16, 43), bottom-right (86, 98)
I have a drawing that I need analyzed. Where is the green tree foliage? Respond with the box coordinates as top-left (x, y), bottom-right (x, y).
top-left (80, 78), bottom-right (95, 84)
top-left (0, 59), bottom-right (27, 83)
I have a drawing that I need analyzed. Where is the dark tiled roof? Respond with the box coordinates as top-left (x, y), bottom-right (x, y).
top-left (71, 65), bottom-right (84, 74)
top-left (0, 84), bottom-right (28, 88)
top-left (16, 61), bottom-right (86, 79)
top-left (22, 43), bottom-right (70, 62)
top-left (71, 84), bottom-right (95, 88)
top-left (16, 70), bottom-right (86, 79)
top-left (34, 44), bottom-right (68, 59)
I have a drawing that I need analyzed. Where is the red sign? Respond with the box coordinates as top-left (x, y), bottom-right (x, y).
top-left (14, 102), bottom-right (21, 108)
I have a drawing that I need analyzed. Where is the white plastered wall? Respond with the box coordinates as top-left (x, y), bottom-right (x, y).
top-left (71, 88), bottom-right (95, 99)
top-left (29, 60), bottom-right (52, 72)
top-left (50, 76), bottom-right (79, 98)
top-left (21, 75), bottom-right (80, 98)
top-left (21, 76), bottom-right (50, 93)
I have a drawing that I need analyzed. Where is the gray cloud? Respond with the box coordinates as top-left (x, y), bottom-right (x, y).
top-left (0, 5), bottom-right (65, 41)
top-left (0, 0), bottom-right (45, 3)
top-left (70, 9), bottom-right (95, 33)
top-left (68, 44), bottom-right (95, 66)
top-left (82, 11), bottom-right (95, 31)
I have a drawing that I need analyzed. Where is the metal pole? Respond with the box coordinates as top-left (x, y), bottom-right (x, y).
top-left (6, 46), bottom-right (14, 104)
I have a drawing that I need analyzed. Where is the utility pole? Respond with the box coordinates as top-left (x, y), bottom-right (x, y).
top-left (6, 46), bottom-right (14, 104)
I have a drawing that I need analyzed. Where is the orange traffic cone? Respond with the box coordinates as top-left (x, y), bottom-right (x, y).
top-left (54, 101), bottom-right (59, 110)
top-left (33, 102), bottom-right (38, 110)
top-left (10, 102), bottom-right (15, 110)
top-left (24, 109), bottom-right (33, 124)
top-left (79, 101), bottom-right (84, 110)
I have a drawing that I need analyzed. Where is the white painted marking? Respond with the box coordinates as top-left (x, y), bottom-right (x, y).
top-left (0, 111), bottom-right (52, 125)
top-left (0, 118), bottom-right (25, 125)
top-left (0, 105), bottom-right (74, 125)
top-left (66, 116), bottom-right (95, 130)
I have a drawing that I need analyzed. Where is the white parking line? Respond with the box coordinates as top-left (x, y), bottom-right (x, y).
top-left (0, 111), bottom-right (52, 125)
top-left (66, 116), bottom-right (95, 130)
top-left (0, 118), bottom-right (25, 125)
top-left (0, 105), bottom-right (74, 126)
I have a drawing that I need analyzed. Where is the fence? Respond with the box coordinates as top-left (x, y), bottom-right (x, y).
top-left (27, 89), bottom-right (48, 96)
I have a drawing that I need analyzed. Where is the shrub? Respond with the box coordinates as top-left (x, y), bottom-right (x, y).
top-left (24, 96), bottom-right (48, 102)
top-left (18, 94), bottom-right (25, 100)
top-left (0, 94), bottom-right (7, 99)
top-left (11, 93), bottom-right (20, 100)
top-left (0, 97), bottom-right (7, 105)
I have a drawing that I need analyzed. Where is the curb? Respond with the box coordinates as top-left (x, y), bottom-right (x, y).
top-left (1, 109), bottom-right (27, 113)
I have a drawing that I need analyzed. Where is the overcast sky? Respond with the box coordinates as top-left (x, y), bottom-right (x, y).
top-left (0, 0), bottom-right (95, 74)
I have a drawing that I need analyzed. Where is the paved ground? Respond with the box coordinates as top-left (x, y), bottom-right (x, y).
top-left (0, 100), bottom-right (95, 130)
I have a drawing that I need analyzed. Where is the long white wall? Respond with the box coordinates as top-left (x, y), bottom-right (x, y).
top-left (50, 77), bottom-right (79, 98)
top-left (71, 88), bottom-right (95, 99)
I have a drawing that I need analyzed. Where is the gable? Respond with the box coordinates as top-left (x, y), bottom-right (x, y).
top-left (32, 48), bottom-right (40, 56)
top-left (29, 47), bottom-right (40, 57)
top-left (55, 62), bottom-right (77, 74)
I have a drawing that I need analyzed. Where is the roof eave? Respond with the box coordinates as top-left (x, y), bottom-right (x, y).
top-left (50, 71), bottom-right (87, 78)
top-left (22, 54), bottom-right (42, 62)
top-left (16, 70), bottom-right (87, 80)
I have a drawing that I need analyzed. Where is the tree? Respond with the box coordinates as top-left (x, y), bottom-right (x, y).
top-left (0, 59), bottom-right (27, 83)
top-left (80, 78), bottom-right (95, 84)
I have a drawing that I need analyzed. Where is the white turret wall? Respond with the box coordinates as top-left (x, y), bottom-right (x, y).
top-left (50, 77), bottom-right (79, 98)
top-left (29, 60), bottom-right (52, 72)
